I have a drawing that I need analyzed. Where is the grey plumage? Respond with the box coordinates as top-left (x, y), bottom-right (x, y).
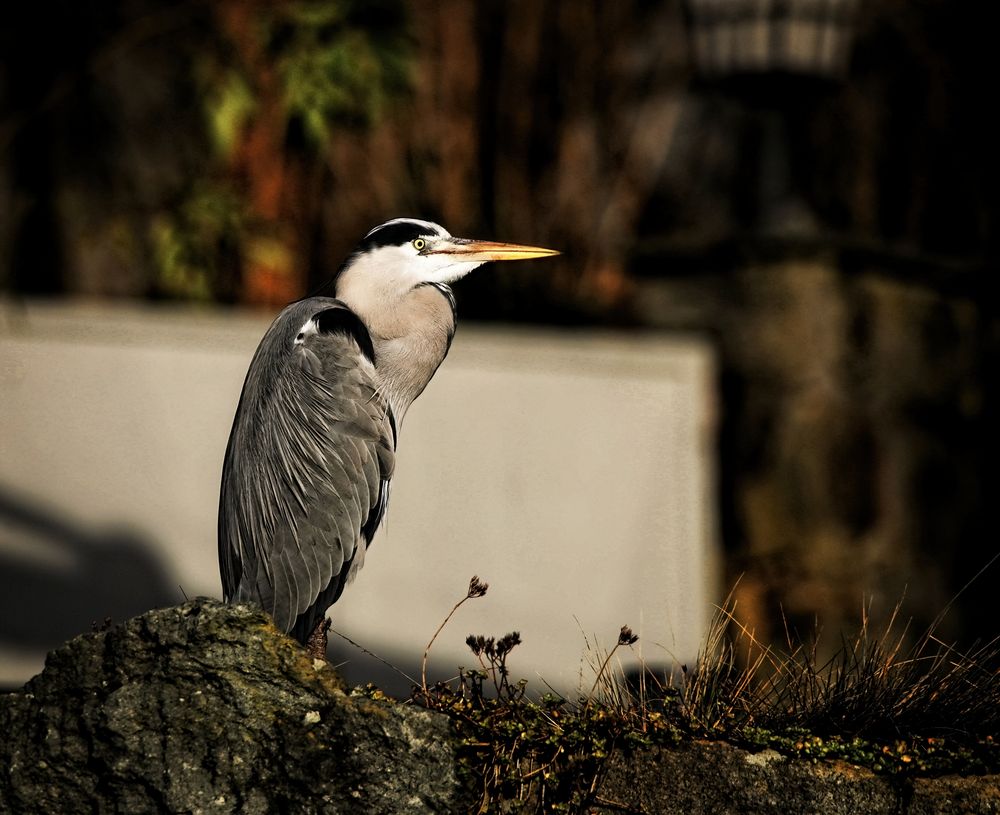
top-left (218, 218), bottom-right (557, 646)
top-left (219, 298), bottom-right (394, 642)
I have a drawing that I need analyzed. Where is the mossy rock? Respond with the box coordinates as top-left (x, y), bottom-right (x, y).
top-left (1, 600), bottom-right (997, 814)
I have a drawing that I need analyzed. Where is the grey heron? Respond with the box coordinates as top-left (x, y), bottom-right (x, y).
top-left (218, 217), bottom-right (558, 658)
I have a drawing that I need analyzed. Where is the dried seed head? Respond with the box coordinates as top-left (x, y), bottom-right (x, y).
top-left (618, 625), bottom-right (638, 646)
top-left (496, 631), bottom-right (522, 656)
top-left (467, 576), bottom-right (489, 598)
top-left (466, 634), bottom-right (487, 655)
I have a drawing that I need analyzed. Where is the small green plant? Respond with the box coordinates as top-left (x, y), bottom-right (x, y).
top-left (414, 578), bottom-right (679, 812)
top-left (464, 632), bottom-right (526, 706)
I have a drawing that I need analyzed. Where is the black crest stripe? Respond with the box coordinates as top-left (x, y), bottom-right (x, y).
top-left (359, 220), bottom-right (443, 251)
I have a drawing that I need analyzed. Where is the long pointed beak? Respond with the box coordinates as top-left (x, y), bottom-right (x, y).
top-left (425, 237), bottom-right (559, 262)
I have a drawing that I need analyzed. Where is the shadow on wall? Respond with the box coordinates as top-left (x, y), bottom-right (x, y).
top-left (0, 480), bottom-right (465, 699)
top-left (0, 484), bottom-right (179, 651)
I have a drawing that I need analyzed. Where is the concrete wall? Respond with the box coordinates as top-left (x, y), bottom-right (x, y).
top-left (0, 299), bottom-right (717, 693)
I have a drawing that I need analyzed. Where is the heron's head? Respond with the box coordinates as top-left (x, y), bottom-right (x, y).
top-left (333, 218), bottom-right (558, 316)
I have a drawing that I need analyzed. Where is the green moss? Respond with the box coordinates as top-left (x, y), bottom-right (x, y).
top-left (740, 727), bottom-right (999, 776)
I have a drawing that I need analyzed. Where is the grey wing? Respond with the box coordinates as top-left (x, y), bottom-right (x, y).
top-left (218, 300), bottom-right (395, 640)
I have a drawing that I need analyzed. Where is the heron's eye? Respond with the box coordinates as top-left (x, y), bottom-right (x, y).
top-left (412, 238), bottom-right (426, 251)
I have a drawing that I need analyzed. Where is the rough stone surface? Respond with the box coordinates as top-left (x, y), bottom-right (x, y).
top-left (1, 600), bottom-right (997, 814)
top-left (0, 600), bottom-right (472, 814)
top-left (598, 741), bottom-right (1000, 815)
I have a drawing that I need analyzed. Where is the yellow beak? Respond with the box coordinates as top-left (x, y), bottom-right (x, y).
top-left (425, 238), bottom-right (560, 262)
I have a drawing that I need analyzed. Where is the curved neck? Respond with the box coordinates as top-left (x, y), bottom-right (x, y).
top-left (348, 284), bottom-right (456, 423)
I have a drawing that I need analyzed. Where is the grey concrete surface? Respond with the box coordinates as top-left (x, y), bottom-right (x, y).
top-left (0, 299), bottom-right (717, 692)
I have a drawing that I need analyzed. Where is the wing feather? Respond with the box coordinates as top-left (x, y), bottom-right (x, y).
top-left (270, 547), bottom-right (297, 632)
top-left (219, 298), bottom-right (395, 642)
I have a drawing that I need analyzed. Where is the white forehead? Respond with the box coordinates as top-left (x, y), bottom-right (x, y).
top-left (363, 218), bottom-right (451, 240)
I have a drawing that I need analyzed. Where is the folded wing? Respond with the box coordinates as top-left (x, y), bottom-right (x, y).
top-left (218, 298), bottom-right (395, 641)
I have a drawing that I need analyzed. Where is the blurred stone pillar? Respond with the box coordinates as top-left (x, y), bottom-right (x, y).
top-left (686, 0), bottom-right (858, 236)
top-left (680, 0), bottom-right (873, 651)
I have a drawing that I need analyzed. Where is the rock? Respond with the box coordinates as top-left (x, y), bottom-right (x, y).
top-left (0, 600), bottom-right (472, 814)
top-left (1, 599), bottom-right (997, 814)
top-left (597, 741), bottom-right (1000, 815)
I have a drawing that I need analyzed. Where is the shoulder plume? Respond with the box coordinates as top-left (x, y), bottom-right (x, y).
top-left (314, 303), bottom-right (376, 365)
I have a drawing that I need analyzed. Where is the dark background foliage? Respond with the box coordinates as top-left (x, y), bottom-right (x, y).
top-left (1, 0), bottom-right (996, 654)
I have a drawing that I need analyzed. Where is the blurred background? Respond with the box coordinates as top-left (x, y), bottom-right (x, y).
top-left (1, 0), bottom-right (996, 690)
